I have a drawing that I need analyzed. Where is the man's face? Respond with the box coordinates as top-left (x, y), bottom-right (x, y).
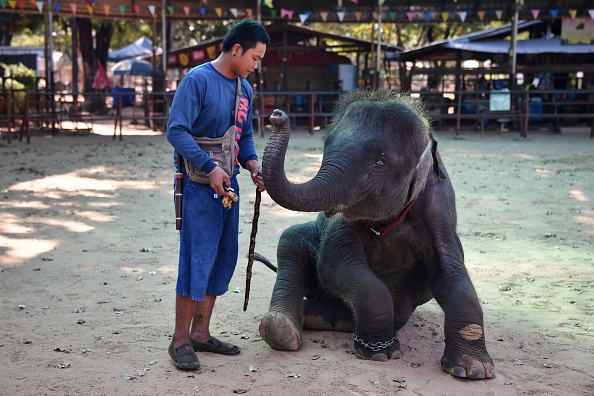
top-left (233, 42), bottom-right (267, 79)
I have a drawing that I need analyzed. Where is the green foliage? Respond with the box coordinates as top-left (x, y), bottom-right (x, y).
top-left (0, 62), bottom-right (36, 89)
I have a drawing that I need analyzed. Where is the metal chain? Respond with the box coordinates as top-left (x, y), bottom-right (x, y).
top-left (353, 332), bottom-right (397, 352)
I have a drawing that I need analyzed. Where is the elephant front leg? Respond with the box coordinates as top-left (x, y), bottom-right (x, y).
top-left (259, 225), bottom-right (317, 351)
top-left (319, 257), bottom-right (402, 362)
top-left (429, 245), bottom-right (495, 379)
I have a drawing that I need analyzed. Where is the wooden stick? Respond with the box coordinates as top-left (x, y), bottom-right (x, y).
top-left (243, 186), bottom-right (262, 311)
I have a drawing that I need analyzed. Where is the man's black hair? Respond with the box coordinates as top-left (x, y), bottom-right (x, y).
top-left (222, 19), bottom-right (271, 54)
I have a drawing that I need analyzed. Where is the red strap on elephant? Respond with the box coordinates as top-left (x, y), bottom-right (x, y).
top-left (362, 199), bottom-right (416, 238)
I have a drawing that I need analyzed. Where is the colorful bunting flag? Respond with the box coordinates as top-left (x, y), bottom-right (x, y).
top-left (280, 8), bottom-right (293, 19)
top-left (320, 11), bottom-right (328, 21)
top-left (230, 8), bottom-right (238, 18)
top-left (589, 9), bottom-right (594, 20)
top-left (477, 10), bottom-right (485, 20)
top-left (199, 7), bottom-right (205, 16)
top-left (148, 5), bottom-right (155, 16)
top-left (550, 9), bottom-right (558, 19)
top-left (35, 0), bottom-right (42, 11)
top-left (441, 12), bottom-right (448, 21)
top-left (406, 11), bottom-right (414, 22)
top-left (71, 2), bottom-right (76, 14)
top-left (0, 0), bottom-right (5, 8)
top-left (569, 10), bottom-right (577, 20)
top-left (246, 8), bottom-right (252, 18)
top-left (263, 0), bottom-right (273, 9)
top-left (87, 5), bottom-right (92, 15)
top-left (54, 2), bottom-right (60, 12)
top-left (337, 11), bottom-right (345, 22)
top-left (424, 12), bottom-right (431, 22)
top-left (270, 9), bottom-right (277, 18)
top-left (103, 4), bottom-right (109, 15)
top-left (18, 0), bottom-right (23, 10)
top-left (8, 0), bottom-right (15, 9)
top-left (495, 10), bottom-right (502, 20)
top-left (167, 5), bottom-right (173, 14)
top-left (119, 5), bottom-right (125, 15)
top-left (215, 7), bottom-right (222, 17)
top-left (133, 5), bottom-right (140, 15)
top-left (531, 9), bottom-right (539, 19)
top-left (299, 11), bottom-right (311, 23)
top-left (458, 11), bottom-right (467, 22)
top-left (354, 11), bottom-right (362, 21)
top-left (389, 11), bottom-right (396, 21)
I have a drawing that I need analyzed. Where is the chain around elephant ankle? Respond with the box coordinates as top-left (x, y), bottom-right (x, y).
top-left (353, 332), bottom-right (397, 352)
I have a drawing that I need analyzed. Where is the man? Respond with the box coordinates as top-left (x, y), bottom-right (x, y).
top-left (166, 19), bottom-right (269, 370)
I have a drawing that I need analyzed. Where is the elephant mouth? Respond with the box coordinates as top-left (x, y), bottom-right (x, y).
top-left (324, 204), bottom-right (348, 218)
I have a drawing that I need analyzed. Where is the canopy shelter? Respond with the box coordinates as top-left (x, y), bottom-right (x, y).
top-left (168, 22), bottom-right (402, 90)
top-left (4, 0), bottom-right (594, 24)
top-left (107, 36), bottom-right (163, 63)
top-left (396, 18), bottom-right (594, 89)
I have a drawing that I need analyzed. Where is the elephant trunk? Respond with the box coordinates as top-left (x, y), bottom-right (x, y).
top-left (262, 110), bottom-right (347, 213)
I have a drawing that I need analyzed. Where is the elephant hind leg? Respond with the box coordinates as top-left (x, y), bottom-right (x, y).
top-left (259, 312), bottom-right (302, 351)
top-left (303, 298), bottom-right (355, 332)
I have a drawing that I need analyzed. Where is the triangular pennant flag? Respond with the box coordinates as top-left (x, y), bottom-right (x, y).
top-left (87, 4), bottom-right (93, 15)
top-left (458, 11), bottom-right (467, 22)
top-left (246, 8), bottom-right (252, 18)
top-left (103, 4), bottom-right (109, 15)
top-left (54, 2), bottom-right (60, 12)
top-left (133, 5), bottom-right (140, 15)
top-left (199, 7), bottom-right (205, 16)
top-left (18, 0), bottom-right (23, 10)
top-left (119, 5), bottom-right (125, 14)
top-left (569, 10), bottom-right (577, 20)
top-left (280, 8), bottom-right (293, 19)
top-left (495, 10), bottom-right (503, 20)
top-left (299, 11), bottom-right (311, 24)
top-left (166, 5), bottom-right (173, 14)
top-left (71, 2), bottom-right (76, 14)
top-left (441, 12), bottom-right (448, 21)
top-left (0, 0), bottom-right (5, 8)
top-left (355, 11), bottom-right (362, 21)
top-left (28, 0), bottom-right (35, 7)
top-left (8, 0), bottom-right (15, 8)
top-left (477, 10), bottom-right (485, 20)
top-left (550, 9), bottom-right (558, 19)
top-left (270, 9), bottom-right (277, 18)
top-left (320, 11), bottom-right (328, 21)
top-left (389, 11), bottom-right (396, 20)
top-left (263, 0), bottom-right (273, 8)
top-left (531, 9), bottom-right (539, 19)
top-left (148, 5), bottom-right (155, 16)
top-left (182, 6), bottom-right (189, 15)
top-left (215, 7), bottom-right (222, 17)
top-left (590, 9), bottom-right (594, 20)
top-left (372, 11), bottom-right (378, 21)
top-left (424, 12), bottom-right (431, 22)
top-left (35, 0), bottom-right (42, 11)
top-left (337, 11), bottom-right (345, 22)
top-left (230, 8), bottom-right (238, 17)
top-left (407, 11), bottom-right (414, 22)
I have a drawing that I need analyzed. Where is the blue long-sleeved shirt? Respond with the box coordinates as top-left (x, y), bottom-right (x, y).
top-left (166, 62), bottom-right (258, 175)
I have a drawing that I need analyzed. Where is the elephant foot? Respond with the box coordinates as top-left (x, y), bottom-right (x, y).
top-left (259, 312), bottom-right (302, 351)
top-left (440, 349), bottom-right (496, 379)
top-left (353, 333), bottom-right (401, 362)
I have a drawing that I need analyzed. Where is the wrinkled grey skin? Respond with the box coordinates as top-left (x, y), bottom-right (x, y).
top-left (258, 90), bottom-right (495, 379)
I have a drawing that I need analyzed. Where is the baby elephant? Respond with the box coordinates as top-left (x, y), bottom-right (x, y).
top-left (258, 90), bottom-right (495, 379)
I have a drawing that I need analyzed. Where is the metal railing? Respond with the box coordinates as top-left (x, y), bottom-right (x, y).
top-left (3, 87), bottom-right (593, 142)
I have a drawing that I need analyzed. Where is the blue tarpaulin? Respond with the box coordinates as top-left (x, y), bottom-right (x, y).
top-left (108, 37), bottom-right (163, 63)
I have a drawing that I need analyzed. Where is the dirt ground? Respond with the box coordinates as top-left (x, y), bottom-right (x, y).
top-left (0, 121), bottom-right (592, 396)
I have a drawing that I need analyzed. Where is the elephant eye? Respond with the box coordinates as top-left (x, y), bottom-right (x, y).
top-left (373, 156), bottom-right (387, 168)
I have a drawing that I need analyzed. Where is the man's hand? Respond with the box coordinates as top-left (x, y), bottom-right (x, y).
top-left (246, 159), bottom-right (265, 192)
top-left (209, 166), bottom-right (231, 197)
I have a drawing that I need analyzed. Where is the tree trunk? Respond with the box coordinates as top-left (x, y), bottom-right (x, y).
top-left (78, 19), bottom-right (113, 113)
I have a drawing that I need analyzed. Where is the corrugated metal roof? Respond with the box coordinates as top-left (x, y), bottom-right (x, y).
top-left (444, 38), bottom-right (594, 54)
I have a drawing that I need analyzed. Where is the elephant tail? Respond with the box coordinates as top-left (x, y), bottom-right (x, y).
top-left (250, 252), bottom-right (278, 273)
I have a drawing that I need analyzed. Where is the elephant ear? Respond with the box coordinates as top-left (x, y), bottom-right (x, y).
top-left (405, 141), bottom-right (434, 203)
top-left (431, 139), bottom-right (448, 181)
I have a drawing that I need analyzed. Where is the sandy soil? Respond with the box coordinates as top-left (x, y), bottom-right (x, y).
top-left (0, 121), bottom-right (592, 396)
